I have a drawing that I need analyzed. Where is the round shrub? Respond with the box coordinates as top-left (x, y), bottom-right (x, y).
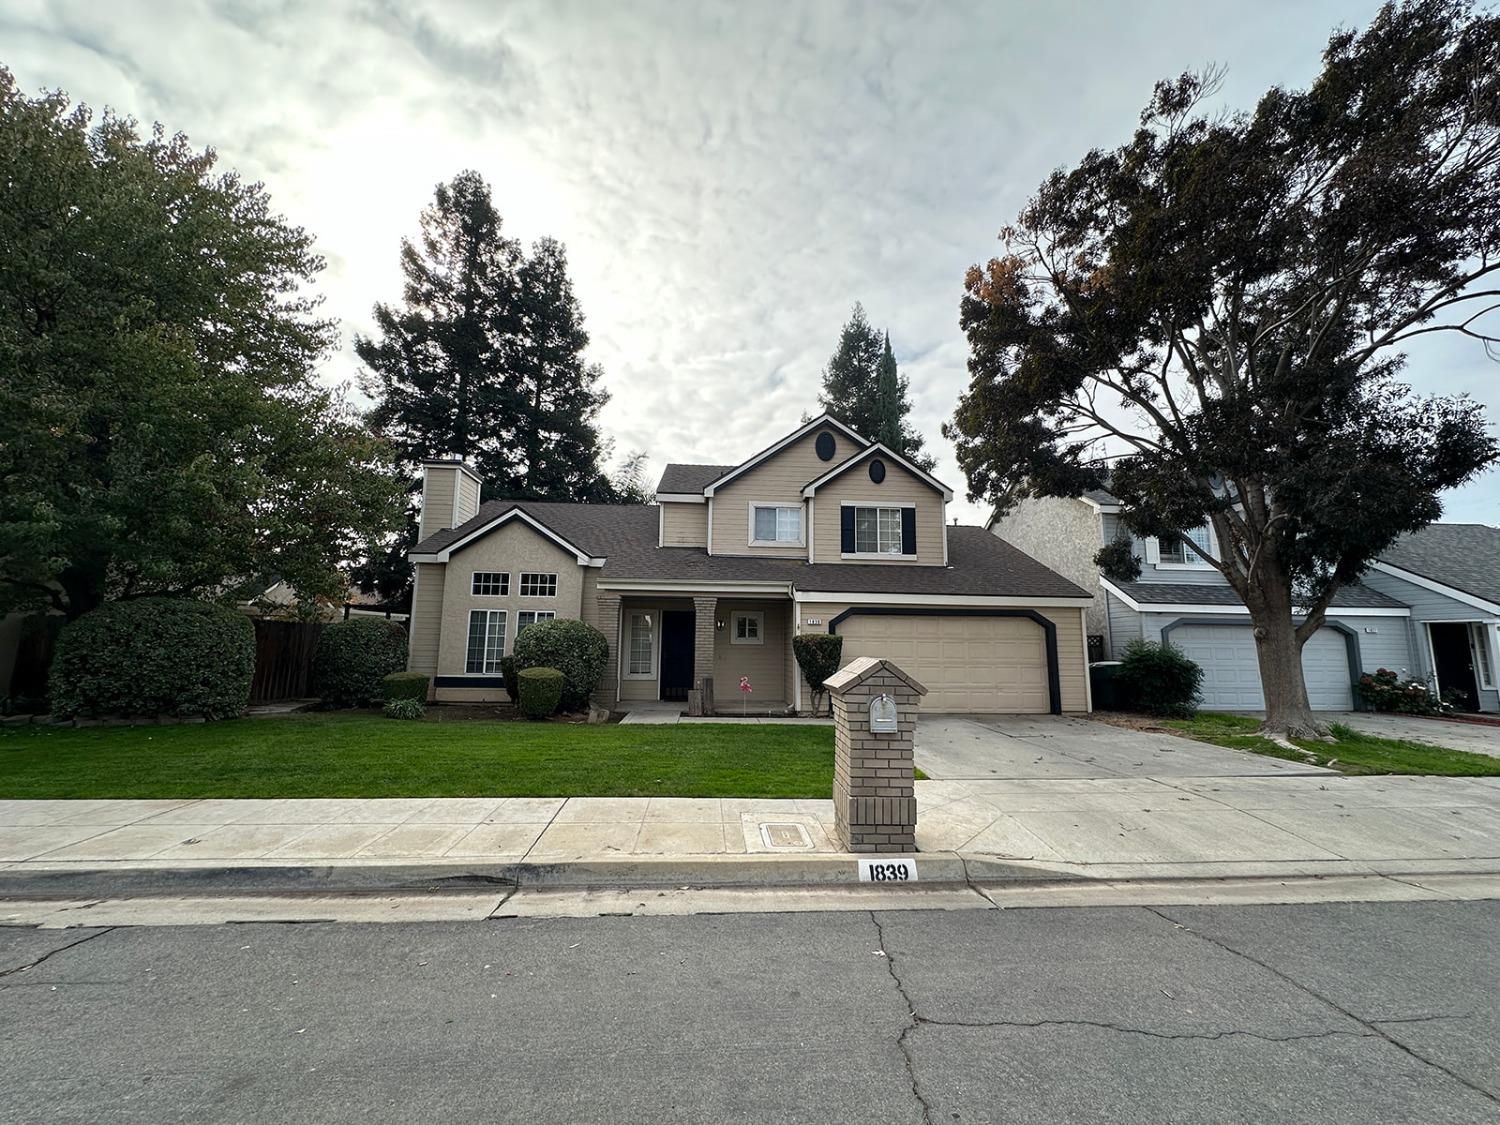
top-left (517, 666), bottom-right (565, 719)
top-left (383, 697), bottom-right (426, 720)
top-left (1116, 639), bottom-right (1203, 718)
top-left (311, 617), bottom-right (409, 707)
top-left (51, 598), bottom-right (254, 720)
top-left (382, 671), bottom-right (430, 703)
top-left (512, 619), bottom-right (608, 712)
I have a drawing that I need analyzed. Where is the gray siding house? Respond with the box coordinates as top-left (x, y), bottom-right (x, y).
top-left (993, 495), bottom-right (1497, 714)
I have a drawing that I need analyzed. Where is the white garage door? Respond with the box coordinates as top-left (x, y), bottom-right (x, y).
top-left (1169, 625), bottom-right (1353, 711)
top-left (837, 615), bottom-right (1050, 713)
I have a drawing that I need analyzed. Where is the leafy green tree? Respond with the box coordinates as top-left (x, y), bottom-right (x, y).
top-left (946, 0), bottom-right (1500, 739)
top-left (357, 174), bottom-right (616, 601)
top-left (0, 70), bottom-right (404, 620)
top-left (816, 304), bottom-right (933, 468)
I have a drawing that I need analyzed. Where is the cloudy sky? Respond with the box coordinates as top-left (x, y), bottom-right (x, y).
top-left (5, 0), bottom-right (1496, 525)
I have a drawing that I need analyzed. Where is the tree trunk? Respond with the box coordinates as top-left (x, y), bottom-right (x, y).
top-left (1245, 588), bottom-right (1332, 741)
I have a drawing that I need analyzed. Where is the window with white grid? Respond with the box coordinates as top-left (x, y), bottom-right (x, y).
top-left (471, 572), bottom-right (509, 596)
top-left (519, 572), bottom-right (557, 598)
top-left (465, 610), bottom-right (506, 673)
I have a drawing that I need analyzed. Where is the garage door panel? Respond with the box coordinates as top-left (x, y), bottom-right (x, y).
top-left (837, 615), bottom-right (1050, 713)
top-left (1171, 624), bottom-right (1352, 712)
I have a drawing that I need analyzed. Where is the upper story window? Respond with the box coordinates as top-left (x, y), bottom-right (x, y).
top-left (854, 506), bottom-right (903, 555)
top-left (750, 504), bottom-right (802, 545)
top-left (472, 572), bottom-right (509, 596)
top-left (1158, 526), bottom-right (1214, 567)
top-left (519, 572), bottom-right (558, 597)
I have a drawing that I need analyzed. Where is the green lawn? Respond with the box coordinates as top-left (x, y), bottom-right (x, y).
top-left (1160, 713), bottom-right (1500, 777)
top-left (0, 713), bottom-right (840, 799)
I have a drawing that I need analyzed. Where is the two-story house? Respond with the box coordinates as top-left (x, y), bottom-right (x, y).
top-left (992, 489), bottom-right (1500, 714)
top-left (405, 414), bottom-right (1093, 714)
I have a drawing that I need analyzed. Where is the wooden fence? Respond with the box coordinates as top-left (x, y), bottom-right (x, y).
top-left (250, 620), bottom-right (325, 703)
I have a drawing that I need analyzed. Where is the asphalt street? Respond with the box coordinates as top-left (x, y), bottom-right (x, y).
top-left (2, 900), bottom-right (1497, 1124)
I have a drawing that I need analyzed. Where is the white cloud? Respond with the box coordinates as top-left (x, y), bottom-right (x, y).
top-left (3, 0), bottom-right (1494, 523)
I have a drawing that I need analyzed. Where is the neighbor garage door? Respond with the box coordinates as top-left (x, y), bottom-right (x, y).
top-left (1169, 624), bottom-right (1353, 711)
top-left (836, 614), bottom-right (1050, 713)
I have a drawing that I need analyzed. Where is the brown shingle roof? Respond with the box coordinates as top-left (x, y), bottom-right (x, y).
top-left (656, 464), bottom-right (735, 494)
top-left (413, 503), bottom-right (1090, 600)
top-left (1107, 580), bottom-right (1407, 610)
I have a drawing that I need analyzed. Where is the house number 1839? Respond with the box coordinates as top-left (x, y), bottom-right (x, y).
top-left (857, 857), bottom-right (918, 882)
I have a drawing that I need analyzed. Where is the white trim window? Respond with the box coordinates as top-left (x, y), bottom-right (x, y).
top-left (465, 610), bottom-right (506, 673)
top-left (517, 610), bottom-right (556, 637)
top-left (471, 571), bottom-right (509, 596)
top-left (854, 506), bottom-right (903, 555)
top-left (1470, 624), bottom-right (1496, 690)
top-left (750, 503), bottom-right (802, 546)
top-left (731, 611), bottom-right (764, 645)
top-left (625, 612), bottom-right (656, 678)
top-left (519, 572), bottom-right (558, 598)
top-left (1157, 526), bottom-right (1214, 568)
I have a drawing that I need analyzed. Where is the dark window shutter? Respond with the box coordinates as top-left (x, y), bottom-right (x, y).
top-left (841, 506), bottom-right (855, 554)
top-left (901, 507), bottom-right (917, 555)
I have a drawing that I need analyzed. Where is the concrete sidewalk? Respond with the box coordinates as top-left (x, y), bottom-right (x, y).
top-left (3, 773), bottom-right (1499, 890)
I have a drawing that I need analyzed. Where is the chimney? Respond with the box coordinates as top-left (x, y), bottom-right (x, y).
top-left (419, 461), bottom-right (483, 541)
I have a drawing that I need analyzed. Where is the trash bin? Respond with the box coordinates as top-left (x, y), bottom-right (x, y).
top-left (1089, 661), bottom-right (1126, 711)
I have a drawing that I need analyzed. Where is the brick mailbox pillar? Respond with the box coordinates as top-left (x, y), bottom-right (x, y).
top-left (825, 656), bottom-right (927, 853)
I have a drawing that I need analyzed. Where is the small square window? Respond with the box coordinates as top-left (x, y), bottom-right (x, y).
top-left (471, 571), bottom-right (509, 596)
top-left (750, 504), bottom-right (801, 545)
top-left (519, 572), bottom-right (557, 598)
top-left (731, 611), bottom-right (764, 645)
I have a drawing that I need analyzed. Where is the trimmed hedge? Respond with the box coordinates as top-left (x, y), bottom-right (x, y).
top-left (517, 666), bottom-right (565, 719)
top-left (512, 619), bottom-right (608, 712)
top-left (382, 671), bottom-right (430, 703)
top-left (791, 634), bottom-right (844, 715)
top-left (1116, 639), bottom-right (1203, 718)
top-left (51, 598), bottom-right (254, 720)
top-left (311, 617), bottom-right (409, 707)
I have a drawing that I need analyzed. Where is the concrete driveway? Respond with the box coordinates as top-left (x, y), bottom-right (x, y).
top-left (914, 714), bottom-right (1327, 781)
top-left (1325, 712), bottom-right (1500, 759)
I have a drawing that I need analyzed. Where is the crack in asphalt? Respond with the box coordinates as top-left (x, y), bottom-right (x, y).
top-left (1145, 906), bottom-right (1500, 1106)
top-left (909, 1016), bottom-right (1373, 1044)
top-left (0, 926), bottom-right (115, 979)
top-left (868, 911), bottom-right (934, 1125)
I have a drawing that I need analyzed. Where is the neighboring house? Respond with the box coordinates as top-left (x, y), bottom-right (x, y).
top-left (240, 580), bottom-right (410, 624)
top-left (406, 414), bottom-right (1093, 714)
top-left (989, 488), bottom-right (1480, 713)
top-left (1361, 524), bottom-right (1500, 714)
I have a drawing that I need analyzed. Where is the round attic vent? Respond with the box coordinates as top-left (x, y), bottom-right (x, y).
top-left (815, 431), bottom-right (836, 461)
top-left (868, 459), bottom-right (886, 483)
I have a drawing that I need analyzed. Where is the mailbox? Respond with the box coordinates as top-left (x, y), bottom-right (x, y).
top-left (869, 692), bottom-right (898, 733)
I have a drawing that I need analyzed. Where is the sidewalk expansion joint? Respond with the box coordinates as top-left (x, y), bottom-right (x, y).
top-left (1145, 905), bottom-right (1500, 1107)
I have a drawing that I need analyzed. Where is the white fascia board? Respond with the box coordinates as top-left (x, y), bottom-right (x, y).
top-left (1101, 578), bottom-right (1409, 617)
top-left (704, 413), bottom-right (868, 496)
top-left (1370, 561), bottom-right (1500, 616)
top-left (792, 591), bottom-right (1092, 607)
top-left (654, 492), bottom-right (707, 504)
top-left (598, 579), bottom-right (795, 596)
top-left (1078, 495), bottom-right (1121, 514)
top-left (801, 441), bottom-right (954, 501)
top-left (424, 508), bottom-right (604, 567)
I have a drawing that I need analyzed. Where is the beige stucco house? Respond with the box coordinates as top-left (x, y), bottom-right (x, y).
top-left (407, 414), bottom-right (1093, 714)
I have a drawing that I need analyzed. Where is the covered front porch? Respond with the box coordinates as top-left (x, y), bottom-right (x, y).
top-left (595, 589), bottom-right (797, 715)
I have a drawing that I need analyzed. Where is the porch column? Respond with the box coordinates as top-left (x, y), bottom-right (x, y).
top-left (693, 596), bottom-right (717, 710)
top-left (595, 593), bottom-right (622, 709)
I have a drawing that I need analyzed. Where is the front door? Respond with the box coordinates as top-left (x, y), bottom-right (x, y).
top-left (659, 610), bottom-right (696, 702)
top-left (1430, 622), bottom-right (1480, 712)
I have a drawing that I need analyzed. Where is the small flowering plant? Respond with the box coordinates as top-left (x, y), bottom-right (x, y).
top-left (1354, 668), bottom-right (1456, 715)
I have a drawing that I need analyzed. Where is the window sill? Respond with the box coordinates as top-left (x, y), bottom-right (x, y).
top-left (1153, 562), bottom-right (1215, 571)
top-left (748, 540), bottom-right (805, 549)
top-left (729, 638), bottom-right (764, 646)
top-left (840, 552), bottom-right (911, 560)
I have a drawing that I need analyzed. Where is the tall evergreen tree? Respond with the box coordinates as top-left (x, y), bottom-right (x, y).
top-left (355, 171), bottom-right (615, 603)
top-left (816, 304), bottom-right (933, 469)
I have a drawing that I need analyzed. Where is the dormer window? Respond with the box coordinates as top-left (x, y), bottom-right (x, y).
top-left (750, 503), bottom-right (802, 546)
top-left (1158, 526), bottom-right (1214, 567)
